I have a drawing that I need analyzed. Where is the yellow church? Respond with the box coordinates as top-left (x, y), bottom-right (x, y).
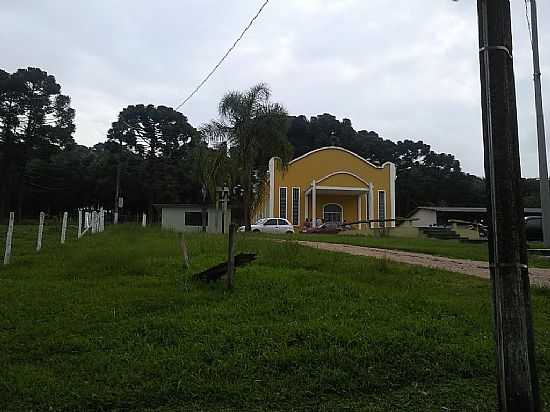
top-left (255, 146), bottom-right (396, 229)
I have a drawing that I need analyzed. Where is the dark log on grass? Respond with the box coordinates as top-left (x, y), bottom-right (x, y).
top-left (192, 253), bottom-right (256, 283)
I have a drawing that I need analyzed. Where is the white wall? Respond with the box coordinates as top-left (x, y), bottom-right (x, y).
top-left (410, 209), bottom-right (437, 227)
top-left (161, 207), bottom-right (231, 233)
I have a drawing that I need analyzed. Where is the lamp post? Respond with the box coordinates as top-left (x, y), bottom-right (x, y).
top-left (113, 138), bottom-right (122, 224)
top-left (527, 0), bottom-right (550, 247)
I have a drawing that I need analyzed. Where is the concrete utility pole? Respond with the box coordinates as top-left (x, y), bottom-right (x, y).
top-left (476, 1), bottom-right (540, 410)
top-left (114, 162), bottom-right (121, 224)
top-left (528, 0), bottom-right (550, 247)
top-left (114, 136), bottom-right (123, 225)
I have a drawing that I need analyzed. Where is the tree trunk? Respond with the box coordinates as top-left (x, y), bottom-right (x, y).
top-left (148, 203), bottom-right (154, 225)
top-left (0, 159), bottom-right (14, 220)
top-left (0, 176), bottom-right (7, 220)
top-left (244, 204), bottom-right (251, 231)
top-left (201, 204), bottom-right (208, 233)
top-left (16, 177), bottom-right (24, 222)
top-left (114, 160), bottom-right (121, 216)
top-left (243, 161), bottom-right (252, 231)
top-left (244, 189), bottom-right (251, 231)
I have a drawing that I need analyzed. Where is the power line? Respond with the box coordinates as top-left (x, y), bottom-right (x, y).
top-left (174, 0), bottom-right (270, 111)
top-left (23, 177), bottom-right (70, 192)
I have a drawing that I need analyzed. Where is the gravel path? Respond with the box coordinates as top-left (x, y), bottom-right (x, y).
top-left (296, 240), bottom-right (550, 288)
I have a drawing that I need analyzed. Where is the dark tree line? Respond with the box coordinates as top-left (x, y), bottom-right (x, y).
top-left (0, 70), bottom-right (288, 222)
top-left (0, 68), bottom-right (75, 219)
top-left (1, 68), bottom-right (543, 222)
top-left (0, 68), bottom-right (208, 219)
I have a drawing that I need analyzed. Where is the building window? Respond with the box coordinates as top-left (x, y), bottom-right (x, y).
top-left (185, 211), bottom-right (207, 227)
top-left (292, 187), bottom-right (300, 225)
top-left (279, 187), bottom-right (287, 219)
top-left (323, 204), bottom-right (343, 223)
top-left (378, 191), bottom-right (386, 228)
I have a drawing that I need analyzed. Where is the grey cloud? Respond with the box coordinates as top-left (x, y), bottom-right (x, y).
top-left (1, 0), bottom-right (549, 177)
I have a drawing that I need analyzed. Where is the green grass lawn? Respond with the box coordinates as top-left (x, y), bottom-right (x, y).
top-left (286, 233), bottom-right (550, 268)
top-left (1, 225), bottom-right (550, 410)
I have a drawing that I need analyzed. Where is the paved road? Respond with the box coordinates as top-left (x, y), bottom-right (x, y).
top-left (296, 240), bottom-right (550, 288)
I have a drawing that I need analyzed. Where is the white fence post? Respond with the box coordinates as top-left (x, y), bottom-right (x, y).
top-left (77, 209), bottom-right (82, 239)
top-left (91, 211), bottom-right (97, 234)
top-left (60, 212), bottom-right (68, 244)
top-left (36, 212), bottom-right (45, 252)
top-left (114, 211), bottom-right (118, 225)
top-left (142, 213), bottom-right (147, 227)
top-left (100, 208), bottom-right (105, 232)
top-left (3, 212), bottom-right (14, 265)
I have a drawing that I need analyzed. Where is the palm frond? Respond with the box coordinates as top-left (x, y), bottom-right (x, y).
top-left (219, 91), bottom-right (244, 121)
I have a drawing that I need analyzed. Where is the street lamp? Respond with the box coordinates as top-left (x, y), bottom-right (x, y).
top-left (527, 0), bottom-right (550, 247)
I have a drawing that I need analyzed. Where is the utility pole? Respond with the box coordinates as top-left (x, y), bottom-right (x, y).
top-left (528, 0), bottom-right (550, 248)
top-left (113, 136), bottom-right (122, 225)
top-left (476, 1), bottom-right (540, 410)
top-left (114, 161), bottom-right (121, 224)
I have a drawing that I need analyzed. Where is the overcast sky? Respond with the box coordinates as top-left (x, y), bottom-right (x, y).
top-left (1, 0), bottom-right (549, 176)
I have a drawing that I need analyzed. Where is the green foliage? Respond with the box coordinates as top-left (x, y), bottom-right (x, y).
top-left (189, 142), bottom-right (232, 204)
top-left (0, 67), bottom-right (75, 219)
top-left (107, 104), bottom-right (196, 159)
top-left (105, 104), bottom-right (200, 212)
top-left (203, 83), bottom-right (293, 228)
top-left (188, 142), bottom-right (234, 231)
top-left (522, 178), bottom-right (547, 208)
top-left (1, 226), bottom-right (550, 410)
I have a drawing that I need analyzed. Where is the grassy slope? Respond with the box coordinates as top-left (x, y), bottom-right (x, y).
top-left (0, 226), bottom-right (549, 411)
top-left (288, 233), bottom-right (550, 268)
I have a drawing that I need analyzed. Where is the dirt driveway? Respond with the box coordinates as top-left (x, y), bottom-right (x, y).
top-left (296, 240), bottom-right (550, 288)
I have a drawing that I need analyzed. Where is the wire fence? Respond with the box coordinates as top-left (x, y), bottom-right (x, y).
top-left (0, 208), bottom-right (160, 265)
top-left (1, 208), bottom-right (107, 265)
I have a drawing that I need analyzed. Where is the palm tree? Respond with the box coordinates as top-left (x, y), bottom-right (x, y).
top-left (204, 83), bottom-right (292, 231)
top-left (190, 142), bottom-right (232, 232)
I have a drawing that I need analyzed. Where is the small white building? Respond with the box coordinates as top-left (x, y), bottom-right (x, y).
top-left (408, 206), bottom-right (542, 227)
top-left (154, 204), bottom-right (232, 233)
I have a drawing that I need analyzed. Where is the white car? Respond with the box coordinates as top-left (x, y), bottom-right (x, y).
top-left (239, 218), bottom-right (295, 234)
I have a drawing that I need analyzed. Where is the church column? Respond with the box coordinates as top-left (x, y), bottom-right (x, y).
top-left (357, 195), bottom-right (362, 230)
top-left (364, 192), bottom-right (369, 229)
top-left (305, 192), bottom-right (309, 221)
top-left (312, 180), bottom-right (317, 228)
top-left (368, 183), bottom-right (375, 229)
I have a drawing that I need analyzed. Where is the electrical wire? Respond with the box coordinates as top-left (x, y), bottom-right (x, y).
top-left (174, 0), bottom-right (270, 111)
